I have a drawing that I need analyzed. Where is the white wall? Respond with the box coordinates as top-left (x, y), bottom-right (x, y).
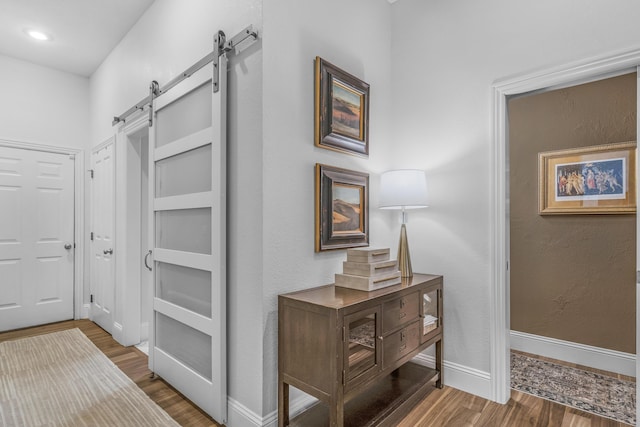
top-left (262, 0), bottom-right (396, 417)
top-left (89, 0), bottom-right (264, 421)
top-left (87, 0), bottom-right (640, 422)
top-left (390, 0), bottom-right (640, 384)
top-left (0, 54), bottom-right (89, 149)
top-left (0, 54), bottom-right (91, 311)
top-left (92, 0), bottom-right (397, 422)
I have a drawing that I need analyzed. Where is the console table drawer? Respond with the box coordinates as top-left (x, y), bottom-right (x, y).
top-left (383, 320), bottom-right (420, 367)
top-left (383, 291), bottom-right (419, 333)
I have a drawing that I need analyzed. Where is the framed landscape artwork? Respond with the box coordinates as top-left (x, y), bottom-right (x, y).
top-left (315, 56), bottom-right (370, 157)
top-left (538, 141), bottom-right (637, 214)
top-left (315, 164), bottom-right (369, 251)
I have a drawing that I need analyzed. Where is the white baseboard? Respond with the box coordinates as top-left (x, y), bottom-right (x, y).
top-left (510, 330), bottom-right (636, 377)
top-left (412, 354), bottom-right (492, 400)
top-left (228, 393), bottom-right (317, 427)
top-left (262, 394), bottom-right (318, 427)
top-left (227, 397), bottom-right (263, 427)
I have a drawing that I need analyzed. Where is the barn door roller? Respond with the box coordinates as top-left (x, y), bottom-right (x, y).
top-left (112, 25), bottom-right (258, 126)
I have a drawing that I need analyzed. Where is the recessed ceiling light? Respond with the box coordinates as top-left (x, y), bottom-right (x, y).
top-left (25, 29), bottom-right (52, 41)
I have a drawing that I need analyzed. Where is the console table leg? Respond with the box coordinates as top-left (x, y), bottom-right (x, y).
top-left (435, 338), bottom-right (443, 389)
top-left (329, 398), bottom-right (344, 427)
top-left (278, 380), bottom-right (289, 426)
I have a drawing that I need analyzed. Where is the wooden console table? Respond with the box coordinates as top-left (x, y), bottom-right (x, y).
top-left (278, 273), bottom-right (443, 427)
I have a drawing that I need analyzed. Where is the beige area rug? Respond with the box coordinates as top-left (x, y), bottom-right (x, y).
top-left (0, 328), bottom-right (180, 427)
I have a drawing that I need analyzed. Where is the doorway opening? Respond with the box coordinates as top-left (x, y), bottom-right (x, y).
top-left (127, 125), bottom-right (150, 348)
top-left (506, 73), bottom-right (636, 422)
top-left (491, 50), bottom-right (640, 421)
top-left (113, 114), bottom-right (151, 348)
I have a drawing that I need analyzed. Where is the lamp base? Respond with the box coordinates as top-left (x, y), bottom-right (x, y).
top-left (397, 223), bottom-right (412, 278)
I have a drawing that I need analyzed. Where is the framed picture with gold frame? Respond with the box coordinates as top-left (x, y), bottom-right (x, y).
top-left (315, 164), bottom-right (369, 252)
top-left (538, 141), bottom-right (636, 215)
top-left (315, 56), bottom-right (370, 157)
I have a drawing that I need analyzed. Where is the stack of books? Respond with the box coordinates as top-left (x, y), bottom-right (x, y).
top-left (423, 314), bottom-right (439, 334)
top-left (335, 248), bottom-right (401, 291)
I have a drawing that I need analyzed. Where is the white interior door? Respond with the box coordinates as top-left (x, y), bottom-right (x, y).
top-left (90, 142), bottom-right (115, 333)
top-left (149, 59), bottom-right (227, 423)
top-left (0, 146), bottom-right (74, 331)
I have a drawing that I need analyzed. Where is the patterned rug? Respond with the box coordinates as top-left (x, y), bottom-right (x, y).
top-left (511, 352), bottom-right (636, 425)
top-left (0, 328), bottom-right (179, 426)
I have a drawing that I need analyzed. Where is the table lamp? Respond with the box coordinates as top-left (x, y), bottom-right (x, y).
top-left (379, 169), bottom-right (429, 277)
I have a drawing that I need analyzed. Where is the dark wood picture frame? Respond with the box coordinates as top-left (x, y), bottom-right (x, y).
top-left (538, 141), bottom-right (637, 215)
top-left (315, 57), bottom-right (370, 157)
top-left (315, 164), bottom-right (369, 252)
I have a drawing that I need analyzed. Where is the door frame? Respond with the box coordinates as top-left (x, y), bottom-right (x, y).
top-left (491, 48), bottom-right (640, 409)
top-left (113, 111), bottom-right (149, 346)
top-left (0, 138), bottom-right (85, 319)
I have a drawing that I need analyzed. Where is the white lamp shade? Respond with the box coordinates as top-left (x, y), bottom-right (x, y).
top-left (379, 169), bottom-right (428, 209)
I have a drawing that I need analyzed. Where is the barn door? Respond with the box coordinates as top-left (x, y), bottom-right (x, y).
top-left (148, 59), bottom-right (227, 422)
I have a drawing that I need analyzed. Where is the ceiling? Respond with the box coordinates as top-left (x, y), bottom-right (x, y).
top-left (0, 0), bottom-right (155, 77)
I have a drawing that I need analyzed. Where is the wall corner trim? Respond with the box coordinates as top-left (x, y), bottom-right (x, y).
top-left (81, 303), bottom-right (90, 319)
top-left (510, 330), bottom-right (636, 377)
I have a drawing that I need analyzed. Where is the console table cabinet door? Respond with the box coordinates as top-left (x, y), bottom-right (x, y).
top-left (344, 305), bottom-right (382, 390)
top-left (420, 286), bottom-right (442, 344)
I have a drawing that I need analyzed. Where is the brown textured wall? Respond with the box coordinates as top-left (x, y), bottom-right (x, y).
top-left (508, 73), bottom-right (636, 354)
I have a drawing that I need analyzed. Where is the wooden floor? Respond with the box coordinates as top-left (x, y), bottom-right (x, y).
top-left (397, 384), bottom-right (631, 427)
top-left (398, 352), bottom-right (634, 427)
top-left (0, 319), bottom-right (220, 427)
top-left (0, 320), bottom-right (633, 427)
